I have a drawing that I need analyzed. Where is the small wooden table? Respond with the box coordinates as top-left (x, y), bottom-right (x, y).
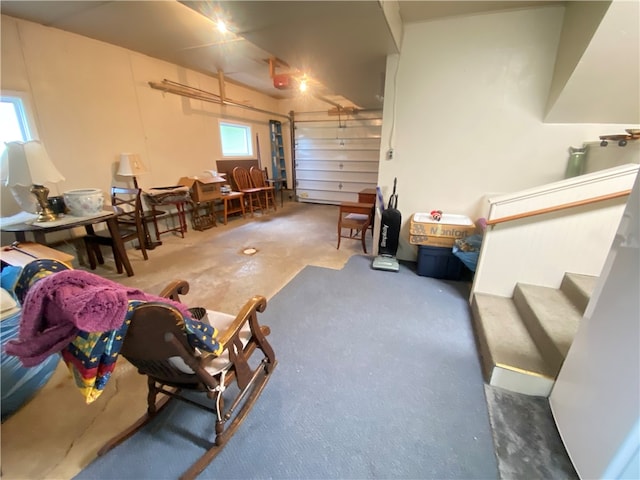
top-left (144, 188), bottom-right (190, 240)
top-left (149, 201), bottom-right (188, 239)
top-left (358, 188), bottom-right (377, 205)
top-left (219, 192), bottom-right (245, 225)
top-left (0, 210), bottom-right (135, 276)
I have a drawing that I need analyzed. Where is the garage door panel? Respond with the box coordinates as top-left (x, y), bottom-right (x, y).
top-left (296, 161), bottom-right (379, 173)
top-left (296, 171), bottom-right (378, 183)
top-left (295, 126), bottom-right (382, 140)
top-left (295, 138), bottom-right (380, 150)
top-left (294, 113), bottom-right (381, 204)
top-left (295, 150), bottom-right (379, 162)
top-left (297, 190), bottom-right (357, 204)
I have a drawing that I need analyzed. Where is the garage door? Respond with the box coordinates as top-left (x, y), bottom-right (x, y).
top-left (294, 112), bottom-right (382, 204)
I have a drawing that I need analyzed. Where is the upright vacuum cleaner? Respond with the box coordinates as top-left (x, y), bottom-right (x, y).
top-left (372, 178), bottom-right (401, 272)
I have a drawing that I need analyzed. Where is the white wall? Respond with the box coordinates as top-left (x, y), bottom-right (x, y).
top-left (550, 172), bottom-right (639, 479)
top-left (545, 1), bottom-right (611, 118)
top-left (378, 5), bottom-right (635, 261)
top-left (0, 15), bottom-right (286, 220)
top-left (582, 141), bottom-right (640, 174)
top-left (546, 0), bottom-right (640, 123)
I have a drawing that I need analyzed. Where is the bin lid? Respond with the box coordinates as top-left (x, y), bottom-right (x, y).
top-left (412, 212), bottom-right (473, 226)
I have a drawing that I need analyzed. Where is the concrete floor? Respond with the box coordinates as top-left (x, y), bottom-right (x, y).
top-left (1, 198), bottom-right (373, 480)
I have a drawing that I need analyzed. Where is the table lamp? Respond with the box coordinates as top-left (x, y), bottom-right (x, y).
top-left (0, 140), bottom-right (65, 222)
top-left (117, 153), bottom-right (148, 189)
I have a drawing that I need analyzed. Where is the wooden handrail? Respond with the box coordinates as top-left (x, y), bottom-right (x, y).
top-left (487, 189), bottom-right (631, 226)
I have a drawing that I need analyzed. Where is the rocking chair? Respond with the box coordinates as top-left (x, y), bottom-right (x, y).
top-left (97, 280), bottom-right (277, 479)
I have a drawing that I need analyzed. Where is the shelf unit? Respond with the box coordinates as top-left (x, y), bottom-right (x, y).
top-left (269, 120), bottom-right (287, 189)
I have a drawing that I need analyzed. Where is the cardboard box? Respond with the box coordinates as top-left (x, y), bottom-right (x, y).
top-left (410, 213), bottom-right (476, 238)
top-left (178, 176), bottom-right (225, 203)
top-left (409, 235), bottom-right (456, 247)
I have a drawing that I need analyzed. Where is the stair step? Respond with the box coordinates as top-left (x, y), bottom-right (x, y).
top-left (513, 283), bottom-right (582, 372)
top-left (472, 293), bottom-right (556, 396)
top-left (561, 272), bottom-right (598, 314)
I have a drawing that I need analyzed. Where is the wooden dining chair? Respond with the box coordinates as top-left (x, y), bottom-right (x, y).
top-left (337, 202), bottom-right (374, 253)
top-left (84, 187), bottom-right (148, 273)
top-left (249, 166), bottom-right (277, 212)
top-left (232, 167), bottom-right (263, 216)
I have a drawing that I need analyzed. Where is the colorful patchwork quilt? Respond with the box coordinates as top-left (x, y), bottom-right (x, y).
top-left (60, 300), bottom-right (142, 403)
top-left (5, 261), bottom-right (222, 404)
top-left (60, 301), bottom-right (223, 404)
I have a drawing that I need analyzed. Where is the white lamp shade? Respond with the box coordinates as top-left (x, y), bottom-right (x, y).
top-left (117, 153), bottom-right (148, 177)
top-left (1, 140), bottom-right (65, 186)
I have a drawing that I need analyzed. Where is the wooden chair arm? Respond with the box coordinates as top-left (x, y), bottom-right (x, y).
top-left (157, 282), bottom-right (273, 380)
top-left (212, 295), bottom-right (274, 389)
top-left (157, 283), bottom-right (267, 336)
top-left (216, 295), bottom-right (268, 347)
top-left (159, 279), bottom-right (190, 302)
top-left (158, 282), bottom-right (269, 348)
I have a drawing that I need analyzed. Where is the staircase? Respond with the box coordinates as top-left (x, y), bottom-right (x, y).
top-left (471, 272), bottom-right (598, 397)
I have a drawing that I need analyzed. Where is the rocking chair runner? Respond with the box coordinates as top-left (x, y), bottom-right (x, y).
top-left (97, 280), bottom-right (277, 480)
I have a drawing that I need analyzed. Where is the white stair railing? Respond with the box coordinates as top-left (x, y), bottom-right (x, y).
top-left (471, 164), bottom-right (638, 298)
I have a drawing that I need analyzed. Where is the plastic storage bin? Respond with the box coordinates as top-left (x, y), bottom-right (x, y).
top-left (417, 245), bottom-right (464, 280)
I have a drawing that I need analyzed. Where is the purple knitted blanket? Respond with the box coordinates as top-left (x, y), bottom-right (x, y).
top-left (5, 270), bottom-right (192, 367)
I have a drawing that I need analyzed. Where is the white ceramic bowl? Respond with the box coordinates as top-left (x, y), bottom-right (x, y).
top-left (63, 189), bottom-right (104, 216)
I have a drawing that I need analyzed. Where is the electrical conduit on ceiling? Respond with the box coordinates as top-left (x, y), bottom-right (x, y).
top-left (148, 79), bottom-right (291, 120)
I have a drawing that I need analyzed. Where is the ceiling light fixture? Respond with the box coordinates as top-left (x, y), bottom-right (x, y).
top-left (299, 78), bottom-right (308, 93)
top-left (216, 19), bottom-right (228, 33)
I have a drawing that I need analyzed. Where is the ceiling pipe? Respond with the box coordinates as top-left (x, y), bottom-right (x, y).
top-left (148, 79), bottom-right (291, 120)
top-left (217, 70), bottom-right (226, 103)
top-left (149, 79), bottom-right (365, 118)
top-left (311, 93), bottom-right (344, 109)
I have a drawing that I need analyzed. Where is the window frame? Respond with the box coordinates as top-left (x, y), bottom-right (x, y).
top-left (1, 90), bottom-right (40, 145)
top-left (219, 120), bottom-right (254, 158)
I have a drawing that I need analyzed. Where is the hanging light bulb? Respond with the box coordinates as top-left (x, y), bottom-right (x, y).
top-left (299, 78), bottom-right (308, 93)
top-left (216, 19), bottom-right (228, 33)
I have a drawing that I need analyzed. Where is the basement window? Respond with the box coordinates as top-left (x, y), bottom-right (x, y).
top-left (0, 92), bottom-right (39, 155)
top-left (219, 121), bottom-right (253, 157)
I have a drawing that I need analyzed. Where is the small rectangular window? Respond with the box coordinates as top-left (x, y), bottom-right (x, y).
top-left (219, 121), bottom-right (253, 157)
top-left (1, 98), bottom-right (29, 142)
top-left (1, 92), bottom-right (39, 156)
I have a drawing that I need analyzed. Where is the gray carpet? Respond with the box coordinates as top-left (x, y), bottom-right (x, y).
top-left (76, 255), bottom-right (499, 479)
